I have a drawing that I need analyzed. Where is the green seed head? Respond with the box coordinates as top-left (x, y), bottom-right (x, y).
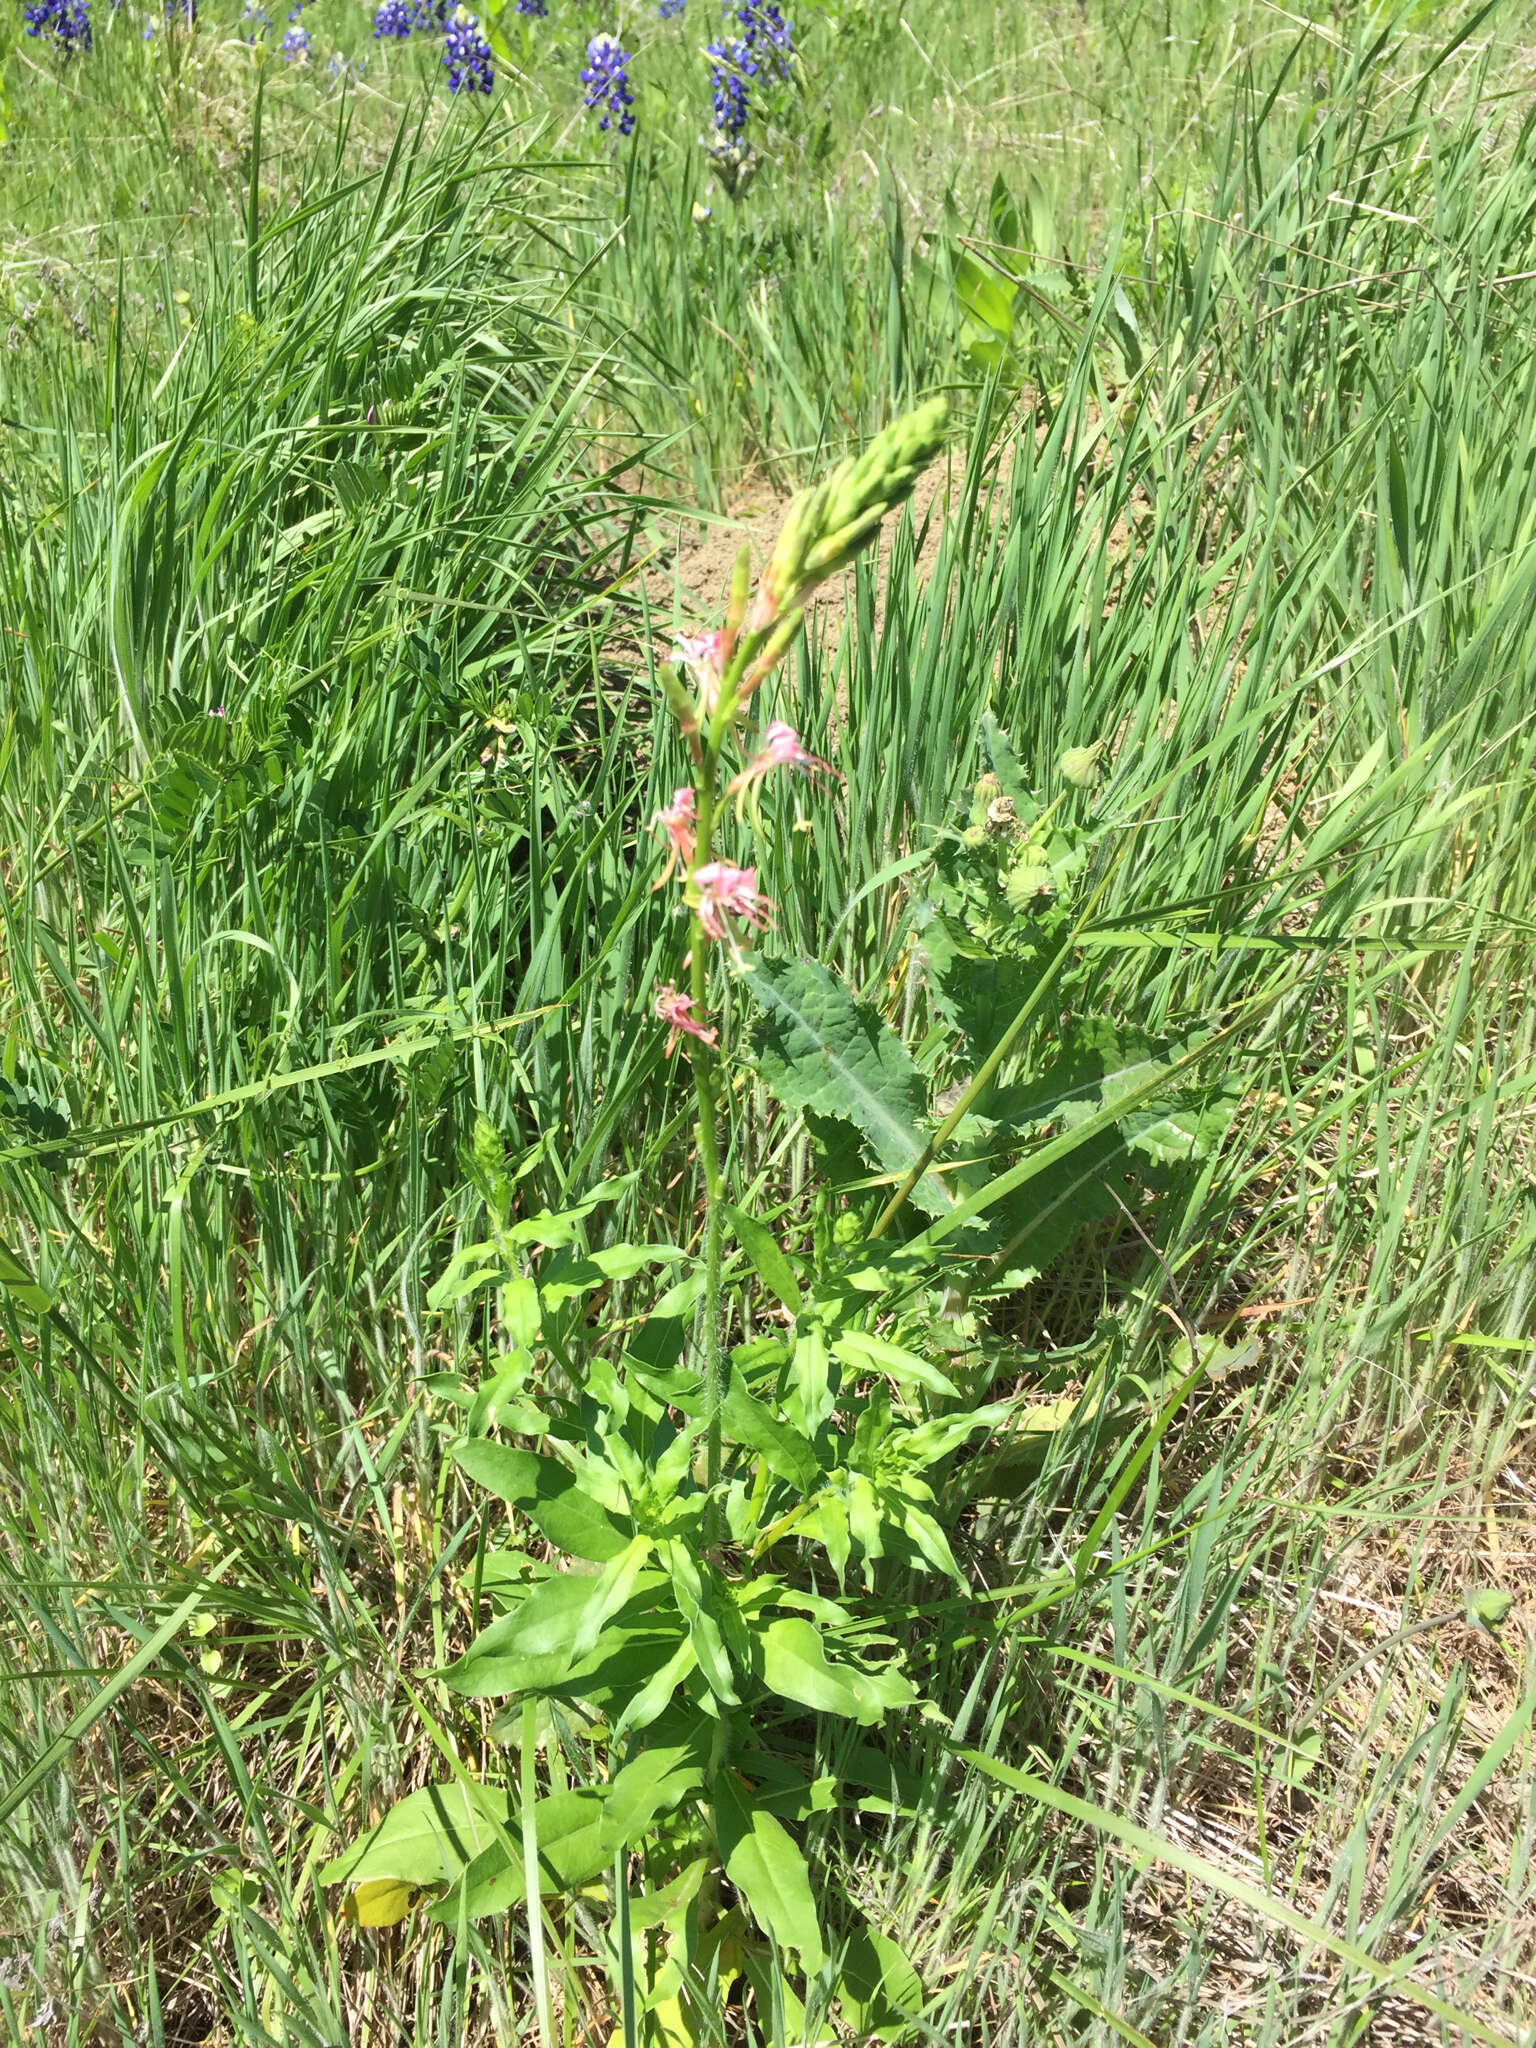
top-left (753, 396), bottom-right (950, 628)
top-left (1060, 742), bottom-right (1104, 788)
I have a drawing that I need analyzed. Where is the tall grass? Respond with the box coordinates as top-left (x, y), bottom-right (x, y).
top-left (3, 1), bottom-right (1536, 2041)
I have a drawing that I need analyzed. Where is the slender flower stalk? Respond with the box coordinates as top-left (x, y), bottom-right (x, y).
top-left (647, 399), bottom-right (949, 1506)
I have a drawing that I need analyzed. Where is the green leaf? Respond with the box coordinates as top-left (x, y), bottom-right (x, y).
top-left (832, 1330), bottom-right (958, 1398)
top-left (319, 1780), bottom-right (509, 1889)
top-left (429, 1787), bottom-right (612, 1920)
top-left (538, 1244), bottom-right (686, 1306)
top-left (747, 958), bottom-right (951, 1218)
top-left (721, 1372), bottom-right (820, 1491)
top-left (724, 1203), bottom-right (802, 1316)
top-left (442, 1571), bottom-right (667, 1697)
top-left (755, 1616), bottom-right (912, 1726)
top-left (980, 712), bottom-right (1038, 823)
top-left (0, 1238), bottom-right (52, 1313)
top-left (713, 1774), bottom-right (825, 1972)
top-left (599, 1742), bottom-right (706, 1855)
top-left (428, 1239), bottom-right (507, 1312)
top-left (451, 1442), bottom-right (631, 1562)
top-left (836, 1921), bottom-right (923, 2032)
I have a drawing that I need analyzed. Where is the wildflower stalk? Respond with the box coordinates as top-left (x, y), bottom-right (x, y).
top-left (686, 748), bottom-right (729, 1491)
top-left (653, 399), bottom-right (950, 1510)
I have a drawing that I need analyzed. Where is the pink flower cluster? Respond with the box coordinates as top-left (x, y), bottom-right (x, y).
top-left (648, 706), bottom-right (838, 1055)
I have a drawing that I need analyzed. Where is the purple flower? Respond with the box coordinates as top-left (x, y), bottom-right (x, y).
top-left (581, 31), bottom-right (634, 134)
top-left (515, 0), bottom-right (546, 14)
top-left (371, 0), bottom-right (412, 34)
top-left (442, 7), bottom-right (492, 91)
top-left (24, 0), bottom-right (92, 56)
top-left (280, 13), bottom-right (308, 55)
top-left (658, 0), bottom-right (684, 14)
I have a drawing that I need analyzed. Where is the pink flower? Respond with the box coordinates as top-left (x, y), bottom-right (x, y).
top-left (654, 981), bottom-right (718, 1054)
top-left (673, 630), bottom-right (728, 718)
top-left (651, 785), bottom-right (696, 885)
top-left (726, 721), bottom-right (838, 797)
top-left (692, 861), bottom-right (775, 942)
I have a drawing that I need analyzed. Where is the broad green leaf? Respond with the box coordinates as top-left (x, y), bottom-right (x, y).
top-left (0, 1239), bottom-right (51, 1314)
top-left (428, 1239), bottom-right (507, 1312)
top-left (664, 1542), bottom-right (740, 1706)
top-left (451, 1441), bottom-right (631, 1562)
top-left (539, 1244), bottom-right (686, 1306)
top-left (713, 1774), bottom-right (825, 1972)
top-left (721, 1372), bottom-right (820, 1491)
top-left (442, 1571), bottom-right (668, 1697)
top-left (599, 1742), bottom-right (705, 1854)
top-left (836, 1921), bottom-right (923, 2032)
top-left (832, 1330), bottom-right (958, 1398)
top-left (786, 1326), bottom-right (835, 1438)
top-left (319, 1779), bottom-right (508, 1889)
top-left (755, 1616), bottom-right (913, 1725)
top-left (724, 1203), bottom-right (802, 1316)
top-left (747, 958), bottom-right (952, 1217)
top-left (610, 1638), bottom-right (698, 1743)
top-left (429, 1787), bottom-right (612, 1920)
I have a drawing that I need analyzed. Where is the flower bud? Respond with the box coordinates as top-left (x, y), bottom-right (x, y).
top-left (1004, 859), bottom-right (1054, 910)
top-left (1060, 742), bottom-right (1104, 788)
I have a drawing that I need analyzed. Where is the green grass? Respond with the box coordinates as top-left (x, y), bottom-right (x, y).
top-left (4, 0), bottom-right (1536, 2041)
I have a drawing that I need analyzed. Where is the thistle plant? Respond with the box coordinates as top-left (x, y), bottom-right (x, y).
top-left (647, 392), bottom-right (948, 1492)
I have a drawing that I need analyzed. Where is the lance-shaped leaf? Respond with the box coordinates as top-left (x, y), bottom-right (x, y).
top-left (713, 1773), bottom-right (825, 1972)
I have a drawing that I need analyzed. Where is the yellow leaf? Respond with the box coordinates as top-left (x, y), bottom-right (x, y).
top-left (345, 1878), bottom-right (420, 1928)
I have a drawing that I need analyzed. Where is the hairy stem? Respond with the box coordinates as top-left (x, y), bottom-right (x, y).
top-left (686, 753), bottom-right (729, 1493)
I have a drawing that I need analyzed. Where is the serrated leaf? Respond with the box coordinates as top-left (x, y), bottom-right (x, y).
top-left (980, 712), bottom-right (1039, 823)
top-left (713, 1774), bottom-right (825, 1972)
top-left (451, 1441), bottom-right (631, 1562)
top-left (748, 959), bottom-right (951, 1217)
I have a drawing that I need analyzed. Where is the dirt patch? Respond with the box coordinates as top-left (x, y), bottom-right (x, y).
top-left (641, 447), bottom-right (980, 643)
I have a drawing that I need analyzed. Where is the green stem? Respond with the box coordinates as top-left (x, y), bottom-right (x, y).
top-left (686, 753), bottom-right (729, 1494)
